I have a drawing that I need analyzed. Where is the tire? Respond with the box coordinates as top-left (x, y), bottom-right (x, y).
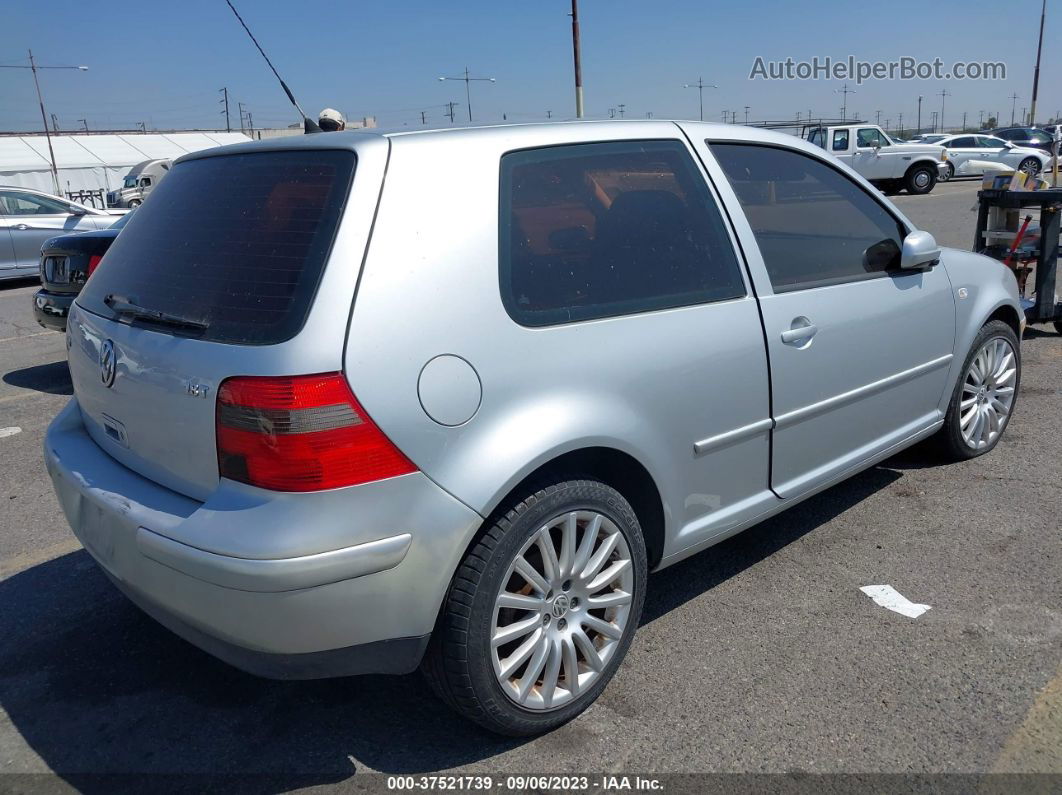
top-left (1018, 157), bottom-right (1041, 177)
top-left (127, 199), bottom-right (142, 208)
top-left (1054, 320), bottom-right (1062, 335)
top-left (905, 163), bottom-right (937, 195)
top-left (940, 162), bottom-right (955, 182)
top-left (937, 319), bottom-right (1020, 461)
top-left (423, 478), bottom-right (647, 736)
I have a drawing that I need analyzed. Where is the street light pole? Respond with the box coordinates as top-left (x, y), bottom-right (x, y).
top-left (439, 67), bottom-right (495, 123)
top-left (570, 0), bottom-right (584, 118)
top-left (917, 95), bottom-right (922, 134)
top-left (938, 89), bottom-right (950, 132)
top-left (683, 77), bottom-right (717, 122)
top-left (0, 50), bottom-right (88, 195)
top-left (1029, 0), bottom-right (1046, 125)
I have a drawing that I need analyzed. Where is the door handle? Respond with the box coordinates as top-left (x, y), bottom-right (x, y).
top-left (15, 224), bottom-right (29, 231)
top-left (781, 320), bottom-right (818, 344)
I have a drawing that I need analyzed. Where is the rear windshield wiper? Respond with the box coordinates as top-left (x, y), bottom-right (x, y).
top-left (103, 294), bottom-right (210, 331)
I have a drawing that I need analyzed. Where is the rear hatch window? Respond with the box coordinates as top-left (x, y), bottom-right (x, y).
top-left (77, 149), bottom-right (356, 345)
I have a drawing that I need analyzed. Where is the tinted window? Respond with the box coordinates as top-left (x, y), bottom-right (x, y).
top-left (979, 137), bottom-right (1007, 148)
top-left (711, 143), bottom-right (907, 293)
top-left (832, 130), bottom-right (849, 151)
top-left (499, 140), bottom-right (746, 327)
top-left (78, 150), bottom-right (355, 345)
top-left (808, 129), bottom-right (825, 148)
top-left (949, 137), bottom-right (976, 148)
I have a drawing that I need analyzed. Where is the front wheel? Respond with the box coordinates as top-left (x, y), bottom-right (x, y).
top-left (423, 479), bottom-right (647, 736)
top-left (1018, 157), bottom-right (1041, 177)
top-left (939, 162), bottom-right (955, 182)
top-left (905, 164), bottom-right (937, 194)
top-left (937, 319), bottom-right (1020, 460)
top-left (127, 199), bottom-right (142, 208)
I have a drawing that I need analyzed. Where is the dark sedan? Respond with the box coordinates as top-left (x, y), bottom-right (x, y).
top-left (988, 126), bottom-right (1056, 154)
top-left (33, 212), bottom-right (132, 332)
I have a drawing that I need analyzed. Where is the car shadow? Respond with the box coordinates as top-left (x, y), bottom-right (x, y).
top-left (2, 360), bottom-right (73, 395)
top-left (0, 463), bottom-right (907, 787)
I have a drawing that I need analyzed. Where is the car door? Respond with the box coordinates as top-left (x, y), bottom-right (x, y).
top-left (0, 190), bottom-right (102, 270)
top-left (942, 136), bottom-right (977, 175)
top-left (851, 128), bottom-right (893, 179)
top-left (703, 140), bottom-right (956, 498)
top-left (978, 136), bottom-right (1016, 169)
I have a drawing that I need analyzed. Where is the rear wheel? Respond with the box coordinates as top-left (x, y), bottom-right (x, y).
top-left (423, 478), bottom-right (647, 736)
top-left (905, 164), bottom-right (937, 194)
top-left (938, 320), bottom-right (1020, 460)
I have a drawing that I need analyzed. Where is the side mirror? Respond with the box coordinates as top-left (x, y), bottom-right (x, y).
top-left (900, 230), bottom-right (940, 270)
top-left (69, 206), bottom-right (87, 216)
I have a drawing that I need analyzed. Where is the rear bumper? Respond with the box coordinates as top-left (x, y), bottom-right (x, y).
top-left (44, 399), bottom-right (483, 679)
top-left (33, 289), bottom-right (74, 331)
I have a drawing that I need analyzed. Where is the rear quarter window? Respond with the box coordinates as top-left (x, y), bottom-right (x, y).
top-left (78, 149), bottom-right (356, 345)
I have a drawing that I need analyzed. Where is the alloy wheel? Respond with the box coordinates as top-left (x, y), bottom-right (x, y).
top-left (960, 337), bottom-right (1017, 450)
top-left (490, 510), bottom-right (634, 711)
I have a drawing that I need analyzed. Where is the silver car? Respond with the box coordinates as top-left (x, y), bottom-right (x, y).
top-left (45, 122), bottom-right (1022, 735)
top-left (1, 186), bottom-right (120, 279)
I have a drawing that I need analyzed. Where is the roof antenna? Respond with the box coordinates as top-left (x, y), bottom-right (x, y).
top-left (223, 0), bottom-right (322, 134)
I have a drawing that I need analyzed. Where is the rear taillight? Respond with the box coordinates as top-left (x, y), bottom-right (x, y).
top-left (87, 255), bottom-right (103, 277)
top-left (216, 373), bottom-right (416, 492)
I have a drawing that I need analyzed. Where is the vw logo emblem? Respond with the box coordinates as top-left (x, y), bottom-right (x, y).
top-left (99, 339), bottom-right (116, 388)
top-left (551, 594), bottom-right (570, 618)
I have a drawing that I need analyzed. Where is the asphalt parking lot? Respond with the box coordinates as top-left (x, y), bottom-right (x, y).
top-left (0, 177), bottom-right (1059, 787)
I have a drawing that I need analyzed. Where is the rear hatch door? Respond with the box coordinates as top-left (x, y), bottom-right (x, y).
top-left (69, 146), bottom-right (365, 501)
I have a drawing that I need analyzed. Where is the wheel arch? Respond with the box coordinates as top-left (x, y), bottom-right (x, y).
top-left (477, 446), bottom-right (667, 571)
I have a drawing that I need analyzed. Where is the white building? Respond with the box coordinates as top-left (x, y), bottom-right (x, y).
top-left (0, 131), bottom-right (250, 196)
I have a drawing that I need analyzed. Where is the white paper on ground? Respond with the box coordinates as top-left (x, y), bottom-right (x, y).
top-left (0, 427), bottom-right (22, 439)
top-left (860, 584), bottom-right (932, 619)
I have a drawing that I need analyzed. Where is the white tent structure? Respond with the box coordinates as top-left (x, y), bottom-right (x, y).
top-left (0, 132), bottom-right (251, 196)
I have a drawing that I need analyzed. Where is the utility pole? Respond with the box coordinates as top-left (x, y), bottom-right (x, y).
top-left (137, 121), bottom-right (146, 133)
top-left (645, 111), bottom-right (652, 119)
top-left (238, 102), bottom-right (247, 133)
top-left (744, 105), bottom-right (750, 124)
top-left (720, 110), bottom-right (729, 123)
top-left (1029, 0), bottom-right (1046, 125)
top-left (875, 110), bottom-right (882, 125)
top-left (445, 101), bottom-right (458, 123)
top-left (617, 103), bottom-right (626, 118)
top-left (931, 110), bottom-right (938, 132)
top-left (78, 118), bottom-right (88, 132)
top-left (979, 110), bottom-right (985, 129)
top-left (683, 77), bottom-right (717, 122)
top-left (917, 95), bottom-right (923, 134)
top-left (570, 0), bottom-right (584, 118)
top-left (885, 118), bottom-right (891, 133)
top-left (1010, 92), bottom-right (1020, 125)
top-left (219, 87), bottom-right (231, 132)
top-left (834, 82), bottom-right (855, 120)
top-left (546, 109), bottom-right (552, 119)
top-left (0, 50), bottom-right (88, 194)
top-left (962, 111), bottom-right (967, 131)
top-left (938, 89), bottom-right (951, 132)
top-left (608, 108), bottom-right (616, 119)
top-left (420, 110), bottom-right (427, 124)
top-left (439, 67), bottom-right (495, 123)
top-left (50, 112), bottom-right (59, 132)
top-left (247, 112), bottom-right (254, 136)
top-left (898, 113), bottom-right (904, 136)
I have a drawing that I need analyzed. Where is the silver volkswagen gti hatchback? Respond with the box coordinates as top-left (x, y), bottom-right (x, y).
top-left (45, 121), bottom-right (1022, 735)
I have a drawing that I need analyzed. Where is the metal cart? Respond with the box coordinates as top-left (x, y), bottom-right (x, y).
top-left (973, 187), bottom-right (1062, 334)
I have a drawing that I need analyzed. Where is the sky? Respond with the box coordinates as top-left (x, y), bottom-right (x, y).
top-left (2, 0), bottom-right (1060, 134)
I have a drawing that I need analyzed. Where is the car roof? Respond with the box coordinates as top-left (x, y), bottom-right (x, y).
top-left (173, 119), bottom-right (820, 164)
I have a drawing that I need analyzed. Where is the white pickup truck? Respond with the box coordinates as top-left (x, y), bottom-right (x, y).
top-left (807, 124), bottom-right (949, 195)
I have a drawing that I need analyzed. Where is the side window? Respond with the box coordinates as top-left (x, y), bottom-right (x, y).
top-left (832, 130), bottom-right (849, 151)
top-left (949, 137), bottom-right (976, 148)
top-left (499, 140), bottom-right (746, 327)
top-left (711, 143), bottom-right (908, 293)
top-left (980, 137), bottom-right (1007, 148)
top-left (140, 177), bottom-right (152, 187)
top-left (808, 129), bottom-right (825, 148)
top-left (0, 191), bottom-right (71, 216)
top-left (856, 128), bottom-right (886, 148)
